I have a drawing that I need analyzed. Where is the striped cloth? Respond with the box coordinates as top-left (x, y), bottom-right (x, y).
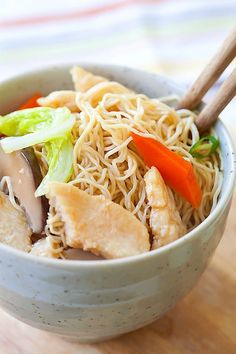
top-left (0, 0), bottom-right (235, 126)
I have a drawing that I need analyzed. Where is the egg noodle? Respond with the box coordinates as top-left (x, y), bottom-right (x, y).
top-left (32, 70), bottom-right (222, 255)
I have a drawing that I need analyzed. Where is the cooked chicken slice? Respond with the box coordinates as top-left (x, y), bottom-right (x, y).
top-left (37, 91), bottom-right (78, 112)
top-left (0, 190), bottom-right (31, 251)
top-left (80, 81), bottom-right (131, 108)
top-left (70, 66), bottom-right (108, 92)
top-left (71, 67), bottom-right (132, 108)
top-left (144, 167), bottom-right (186, 249)
top-left (47, 182), bottom-right (150, 259)
top-left (30, 237), bottom-right (62, 259)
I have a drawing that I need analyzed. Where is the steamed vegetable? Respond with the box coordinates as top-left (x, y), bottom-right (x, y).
top-left (35, 135), bottom-right (73, 197)
top-left (190, 135), bottom-right (219, 159)
top-left (1, 116), bottom-right (74, 153)
top-left (0, 107), bottom-right (75, 196)
top-left (0, 107), bottom-right (70, 137)
top-left (19, 92), bottom-right (41, 110)
top-left (131, 132), bottom-right (202, 208)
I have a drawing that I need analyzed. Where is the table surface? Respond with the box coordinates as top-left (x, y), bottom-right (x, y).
top-left (0, 144), bottom-right (236, 354)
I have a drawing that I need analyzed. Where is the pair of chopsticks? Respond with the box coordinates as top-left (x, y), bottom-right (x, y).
top-left (177, 27), bottom-right (236, 133)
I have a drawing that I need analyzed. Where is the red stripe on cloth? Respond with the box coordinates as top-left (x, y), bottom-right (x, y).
top-left (0, 0), bottom-right (164, 28)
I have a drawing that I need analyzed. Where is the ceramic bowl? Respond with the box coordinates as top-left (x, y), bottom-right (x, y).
top-left (0, 64), bottom-right (235, 343)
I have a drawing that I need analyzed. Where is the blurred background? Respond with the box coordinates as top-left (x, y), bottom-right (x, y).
top-left (0, 0), bottom-right (235, 125)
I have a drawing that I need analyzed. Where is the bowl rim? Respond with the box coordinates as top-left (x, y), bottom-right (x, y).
top-left (0, 63), bottom-right (235, 269)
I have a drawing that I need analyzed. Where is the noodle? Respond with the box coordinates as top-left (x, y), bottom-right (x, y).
top-left (40, 69), bottom-right (222, 251)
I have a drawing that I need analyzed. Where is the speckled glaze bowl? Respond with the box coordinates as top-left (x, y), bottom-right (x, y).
top-left (0, 64), bottom-right (235, 343)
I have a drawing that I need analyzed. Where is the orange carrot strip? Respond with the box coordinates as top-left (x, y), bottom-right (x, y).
top-left (131, 132), bottom-right (202, 208)
top-left (18, 92), bottom-right (41, 110)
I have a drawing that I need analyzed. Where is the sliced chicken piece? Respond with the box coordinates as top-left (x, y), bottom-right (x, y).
top-left (80, 81), bottom-right (131, 108)
top-left (70, 66), bottom-right (108, 92)
top-left (0, 190), bottom-right (31, 251)
top-left (47, 182), bottom-right (150, 259)
top-left (30, 237), bottom-right (62, 259)
top-left (144, 167), bottom-right (186, 249)
top-left (37, 91), bottom-right (78, 112)
top-left (71, 67), bottom-right (132, 109)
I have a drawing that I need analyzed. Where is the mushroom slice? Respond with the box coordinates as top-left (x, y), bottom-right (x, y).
top-left (0, 147), bottom-right (49, 233)
top-left (48, 182), bottom-right (150, 259)
top-left (63, 248), bottom-right (103, 261)
top-left (0, 190), bottom-right (31, 251)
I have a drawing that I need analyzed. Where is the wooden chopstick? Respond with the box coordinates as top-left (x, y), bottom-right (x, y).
top-left (177, 27), bottom-right (236, 111)
top-left (195, 68), bottom-right (236, 133)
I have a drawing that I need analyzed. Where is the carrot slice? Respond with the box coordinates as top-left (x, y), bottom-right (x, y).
top-left (18, 92), bottom-right (41, 110)
top-left (131, 132), bottom-right (202, 208)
